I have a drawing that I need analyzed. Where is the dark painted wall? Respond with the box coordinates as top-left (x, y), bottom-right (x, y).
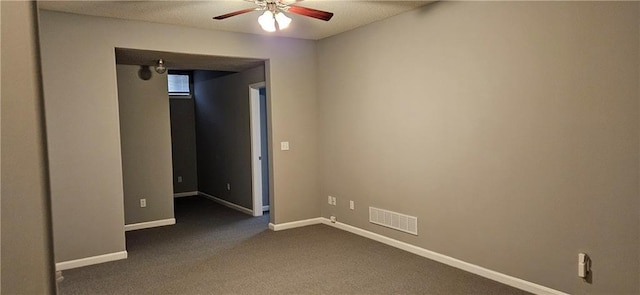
top-left (259, 87), bottom-right (269, 207)
top-left (170, 98), bottom-right (198, 193)
top-left (194, 66), bottom-right (265, 209)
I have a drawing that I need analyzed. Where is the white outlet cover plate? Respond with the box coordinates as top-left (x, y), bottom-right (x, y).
top-left (280, 141), bottom-right (289, 150)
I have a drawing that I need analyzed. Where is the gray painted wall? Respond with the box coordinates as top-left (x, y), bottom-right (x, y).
top-left (1, 1), bottom-right (55, 293)
top-left (194, 66), bottom-right (265, 209)
top-left (116, 65), bottom-right (175, 225)
top-left (39, 10), bottom-right (318, 263)
top-left (1, 1), bottom-right (2, 289)
top-left (40, 13), bottom-right (127, 262)
top-left (1, 3), bottom-right (3, 290)
top-left (170, 98), bottom-right (198, 193)
top-left (34, 4), bottom-right (637, 294)
top-left (318, 2), bottom-right (639, 294)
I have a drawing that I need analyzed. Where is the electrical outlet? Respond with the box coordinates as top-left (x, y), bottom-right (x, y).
top-left (349, 200), bottom-right (354, 210)
top-left (331, 196), bottom-right (337, 206)
top-left (178, 176), bottom-right (183, 183)
top-left (328, 196), bottom-right (332, 205)
top-left (578, 253), bottom-right (590, 279)
top-left (227, 183), bottom-right (231, 191)
top-left (140, 198), bottom-right (146, 208)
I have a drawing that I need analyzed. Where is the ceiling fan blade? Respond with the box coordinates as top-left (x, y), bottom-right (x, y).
top-left (287, 5), bottom-right (334, 21)
top-left (213, 7), bottom-right (259, 20)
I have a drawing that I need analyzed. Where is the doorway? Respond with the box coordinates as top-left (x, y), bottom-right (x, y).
top-left (249, 82), bottom-right (270, 216)
top-left (115, 48), bottom-right (270, 227)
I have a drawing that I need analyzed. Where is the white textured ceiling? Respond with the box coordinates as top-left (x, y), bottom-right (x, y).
top-left (38, 0), bottom-right (432, 40)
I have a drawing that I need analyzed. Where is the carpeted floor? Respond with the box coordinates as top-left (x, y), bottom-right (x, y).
top-left (59, 196), bottom-right (531, 294)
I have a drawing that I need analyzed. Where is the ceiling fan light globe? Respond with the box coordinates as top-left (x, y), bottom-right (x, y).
top-left (275, 12), bottom-right (291, 30)
top-left (258, 11), bottom-right (276, 32)
top-left (260, 20), bottom-right (276, 32)
top-left (155, 59), bottom-right (167, 74)
top-left (258, 10), bottom-right (273, 21)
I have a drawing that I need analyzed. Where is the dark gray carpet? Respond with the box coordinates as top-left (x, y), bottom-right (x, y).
top-left (59, 196), bottom-right (531, 294)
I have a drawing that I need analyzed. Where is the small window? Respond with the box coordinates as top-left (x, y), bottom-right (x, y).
top-left (168, 72), bottom-right (192, 98)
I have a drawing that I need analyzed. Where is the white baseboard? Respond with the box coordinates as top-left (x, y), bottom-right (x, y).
top-left (263, 205), bottom-right (270, 212)
top-left (55, 251), bottom-right (128, 271)
top-left (174, 191), bottom-right (198, 198)
top-left (198, 191), bottom-right (253, 216)
top-left (268, 217), bottom-right (324, 231)
top-left (125, 218), bottom-right (176, 231)
top-left (317, 218), bottom-right (567, 295)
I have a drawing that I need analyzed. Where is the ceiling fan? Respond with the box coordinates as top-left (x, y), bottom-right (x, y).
top-left (213, 0), bottom-right (334, 32)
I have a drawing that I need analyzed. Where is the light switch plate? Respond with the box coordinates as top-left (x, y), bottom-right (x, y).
top-left (280, 141), bottom-right (290, 151)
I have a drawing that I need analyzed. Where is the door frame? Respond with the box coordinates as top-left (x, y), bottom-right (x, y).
top-left (249, 82), bottom-right (266, 217)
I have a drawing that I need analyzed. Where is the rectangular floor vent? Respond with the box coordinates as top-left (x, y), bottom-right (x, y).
top-left (369, 207), bottom-right (418, 235)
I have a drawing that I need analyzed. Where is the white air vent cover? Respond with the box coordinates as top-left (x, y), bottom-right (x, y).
top-left (369, 207), bottom-right (418, 235)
